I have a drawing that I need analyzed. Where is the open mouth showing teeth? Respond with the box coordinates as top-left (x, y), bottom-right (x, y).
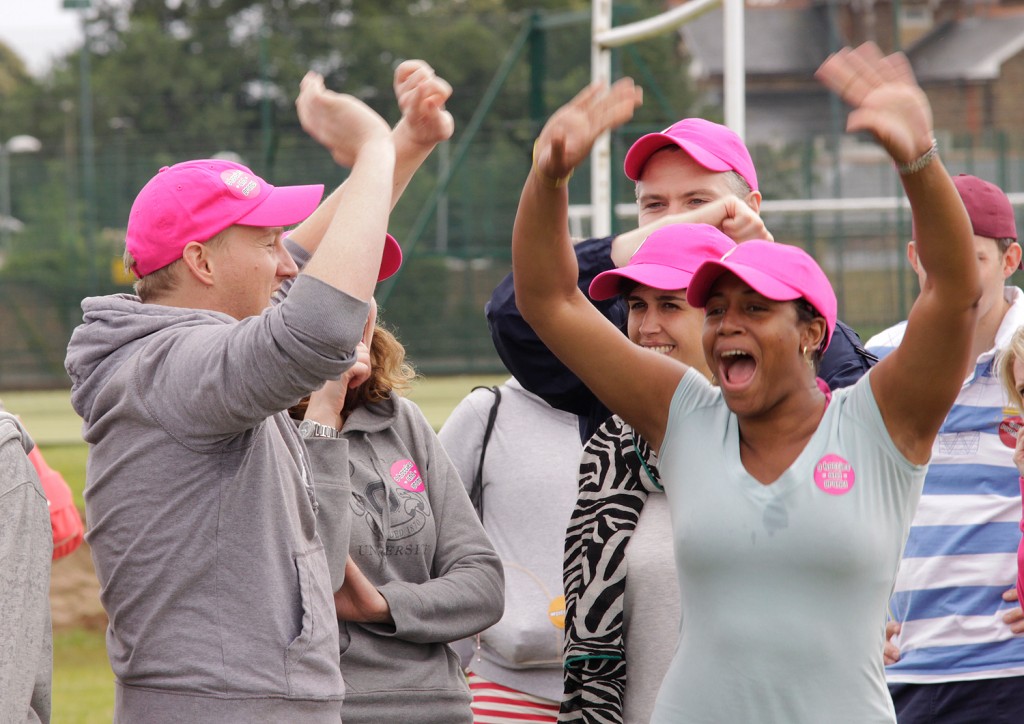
top-left (645, 345), bottom-right (675, 355)
top-left (720, 350), bottom-right (756, 385)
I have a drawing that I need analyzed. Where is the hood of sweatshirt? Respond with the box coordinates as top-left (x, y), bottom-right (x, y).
top-left (0, 411), bottom-right (33, 454)
top-left (65, 293), bottom-right (234, 425)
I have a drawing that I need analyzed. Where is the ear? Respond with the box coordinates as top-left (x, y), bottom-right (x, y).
top-left (745, 189), bottom-right (762, 213)
top-left (180, 241), bottom-right (217, 287)
top-left (907, 241), bottom-right (921, 273)
top-left (1003, 242), bottom-right (1022, 279)
top-left (801, 316), bottom-right (828, 355)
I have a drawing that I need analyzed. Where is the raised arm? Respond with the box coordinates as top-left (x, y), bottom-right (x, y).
top-left (294, 72), bottom-right (395, 301)
top-left (816, 44), bottom-right (980, 463)
top-left (512, 80), bottom-right (684, 450)
top-left (289, 61), bottom-right (453, 257)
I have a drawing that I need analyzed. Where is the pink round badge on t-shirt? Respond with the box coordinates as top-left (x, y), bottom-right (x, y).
top-left (390, 459), bottom-right (425, 493)
top-left (814, 454), bottom-right (855, 495)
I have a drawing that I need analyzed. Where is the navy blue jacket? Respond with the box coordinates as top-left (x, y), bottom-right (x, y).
top-left (486, 236), bottom-right (877, 442)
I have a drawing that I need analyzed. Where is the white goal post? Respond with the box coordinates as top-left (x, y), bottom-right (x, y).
top-left (589, 0), bottom-right (746, 237)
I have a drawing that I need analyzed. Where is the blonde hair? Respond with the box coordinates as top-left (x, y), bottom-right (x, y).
top-left (124, 229), bottom-right (230, 302)
top-left (997, 325), bottom-right (1024, 410)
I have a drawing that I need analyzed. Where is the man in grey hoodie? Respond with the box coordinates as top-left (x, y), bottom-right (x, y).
top-left (63, 64), bottom-right (453, 723)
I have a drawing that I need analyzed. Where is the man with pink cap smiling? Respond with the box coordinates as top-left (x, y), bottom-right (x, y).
top-left (487, 106), bottom-right (875, 444)
top-left (868, 174), bottom-right (1024, 723)
top-left (63, 62), bottom-right (453, 723)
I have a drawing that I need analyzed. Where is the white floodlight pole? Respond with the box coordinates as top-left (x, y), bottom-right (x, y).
top-left (590, 0), bottom-right (743, 236)
top-left (722, 0), bottom-right (745, 138)
top-left (591, 0), bottom-right (614, 238)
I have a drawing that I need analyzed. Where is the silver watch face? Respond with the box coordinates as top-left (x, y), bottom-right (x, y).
top-left (299, 419), bottom-right (337, 439)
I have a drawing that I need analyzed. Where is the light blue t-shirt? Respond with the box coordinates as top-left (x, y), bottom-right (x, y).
top-left (652, 368), bottom-right (925, 723)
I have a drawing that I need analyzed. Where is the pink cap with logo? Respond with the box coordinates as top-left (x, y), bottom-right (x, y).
top-left (589, 223), bottom-right (736, 300)
top-left (686, 240), bottom-right (837, 350)
top-left (623, 118), bottom-right (758, 191)
top-left (125, 159), bottom-right (403, 281)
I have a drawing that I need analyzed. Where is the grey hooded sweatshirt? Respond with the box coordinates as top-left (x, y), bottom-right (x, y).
top-left (315, 392), bottom-right (504, 723)
top-left (0, 412), bottom-right (52, 723)
top-left (64, 275), bottom-right (367, 723)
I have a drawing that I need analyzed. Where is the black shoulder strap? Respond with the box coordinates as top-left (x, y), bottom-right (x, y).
top-left (469, 385), bottom-right (501, 520)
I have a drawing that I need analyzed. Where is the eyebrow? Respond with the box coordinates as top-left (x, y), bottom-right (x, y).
top-left (626, 293), bottom-right (688, 302)
top-left (636, 188), bottom-right (720, 203)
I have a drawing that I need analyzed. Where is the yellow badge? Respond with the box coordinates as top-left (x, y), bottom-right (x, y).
top-left (548, 595), bottom-right (566, 630)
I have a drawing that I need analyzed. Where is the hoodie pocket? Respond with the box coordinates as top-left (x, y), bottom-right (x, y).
top-left (284, 547), bottom-right (344, 698)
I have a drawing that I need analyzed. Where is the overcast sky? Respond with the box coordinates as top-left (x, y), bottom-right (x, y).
top-left (0, 0), bottom-right (85, 77)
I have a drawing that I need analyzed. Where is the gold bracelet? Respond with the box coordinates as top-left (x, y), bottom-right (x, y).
top-left (896, 138), bottom-right (938, 176)
top-left (532, 140), bottom-right (573, 189)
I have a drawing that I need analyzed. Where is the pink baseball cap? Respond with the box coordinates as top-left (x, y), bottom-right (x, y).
top-left (686, 240), bottom-right (837, 350)
top-left (589, 223), bottom-right (736, 300)
top-left (126, 159), bottom-right (325, 277)
top-left (623, 118), bottom-right (758, 191)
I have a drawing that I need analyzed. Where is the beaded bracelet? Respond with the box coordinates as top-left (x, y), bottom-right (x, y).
top-left (896, 138), bottom-right (938, 176)
top-left (532, 140), bottom-right (573, 189)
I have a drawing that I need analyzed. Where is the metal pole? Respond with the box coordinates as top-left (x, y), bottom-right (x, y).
top-left (0, 145), bottom-right (10, 253)
top-left (79, 8), bottom-right (99, 296)
top-left (591, 0), bottom-right (613, 238)
top-left (722, 0), bottom-right (745, 139)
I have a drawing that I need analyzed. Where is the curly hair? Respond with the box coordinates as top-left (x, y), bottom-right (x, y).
top-left (344, 322), bottom-right (417, 412)
top-left (290, 321), bottom-right (417, 422)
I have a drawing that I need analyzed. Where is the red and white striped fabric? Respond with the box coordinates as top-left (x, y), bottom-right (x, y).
top-left (467, 672), bottom-right (559, 723)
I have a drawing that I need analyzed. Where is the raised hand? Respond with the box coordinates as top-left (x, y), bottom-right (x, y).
top-left (295, 71), bottom-right (392, 167)
top-left (815, 43), bottom-right (933, 167)
top-left (533, 79), bottom-right (643, 183)
top-left (393, 60), bottom-right (454, 147)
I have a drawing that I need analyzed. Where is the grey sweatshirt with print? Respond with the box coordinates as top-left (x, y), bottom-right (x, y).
top-left (64, 275), bottom-right (367, 723)
top-left (314, 392), bottom-right (504, 724)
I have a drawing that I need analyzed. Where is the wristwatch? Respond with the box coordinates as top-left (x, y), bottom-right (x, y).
top-left (298, 419), bottom-right (341, 439)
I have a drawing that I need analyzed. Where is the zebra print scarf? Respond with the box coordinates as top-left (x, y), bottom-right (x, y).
top-left (560, 415), bottom-right (660, 722)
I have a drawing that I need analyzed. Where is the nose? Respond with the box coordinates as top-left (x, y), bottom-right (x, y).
top-left (715, 304), bottom-right (742, 336)
top-left (277, 243), bottom-right (299, 278)
top-left (638, 308), bottom-right (661, 336)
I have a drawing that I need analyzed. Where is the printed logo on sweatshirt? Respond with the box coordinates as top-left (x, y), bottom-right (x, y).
top-left (390, 459), bottom-right (425, 493)
top-left (813, 454), bottom-right (855, 496)
top-left (353, 480), bottom-right (431, 542)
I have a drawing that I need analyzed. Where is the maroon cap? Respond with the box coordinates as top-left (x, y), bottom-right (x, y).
top-left (912, 174), bottom-right (1017, 243)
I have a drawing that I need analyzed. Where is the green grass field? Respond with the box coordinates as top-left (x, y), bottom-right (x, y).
top-left (2, 373), bottom-right (506, 721)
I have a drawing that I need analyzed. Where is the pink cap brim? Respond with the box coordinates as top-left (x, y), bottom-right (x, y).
top-left (687, 260), bottom-right (803, 309)
top-left (236, 183), bottom-right (325, 229)
top-left (686, 258), bottom-right (835, 350)
top-left (589, 264), bottom-right (696, 301)
top-left (624, 134), bottom-right (734, 181)
top-left (379, 234), bottom-right (403, 282)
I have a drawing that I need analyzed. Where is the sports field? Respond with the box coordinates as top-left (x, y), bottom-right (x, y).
top-left (2, 373), bottom-right (507, 723)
